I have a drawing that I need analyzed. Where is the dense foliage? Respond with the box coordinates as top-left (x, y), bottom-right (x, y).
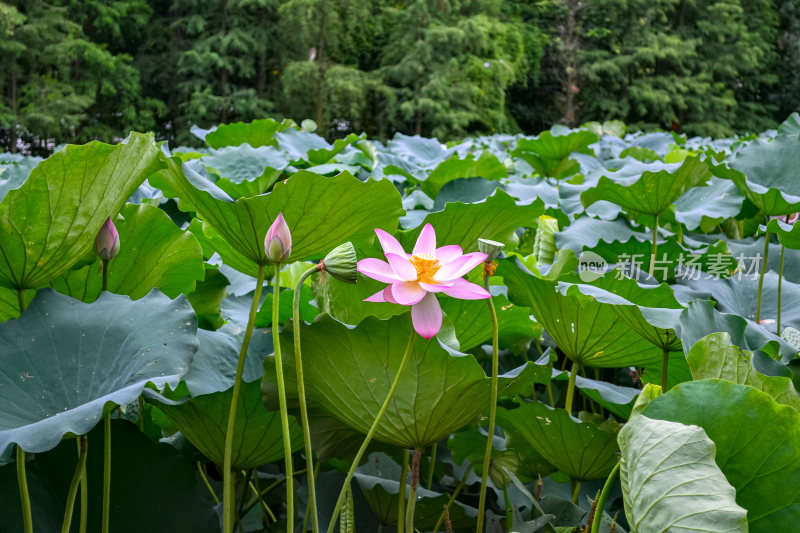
top-left (2, 115), bottom-right (800, 532)
top-left (1, 0), bottom-right (799, 152)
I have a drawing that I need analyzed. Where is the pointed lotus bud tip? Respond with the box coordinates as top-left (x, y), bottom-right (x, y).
top-left (478, 238), bottom-right (504, 261)
top-left (265, 212), bottom-right (292, 263)
top-left (321, 242), bottom-right (358, 284)
top-left (94, 217), bottom-right (120, 260)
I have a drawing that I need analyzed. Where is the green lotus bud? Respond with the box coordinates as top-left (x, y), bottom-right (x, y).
top-left (321, 242), bottom-right (358, 284)
top-left (478, 238), bottom-right (504, 261)
top-left (265, 212), bottom-right (291, 263)
top-left (94, 217), bottom-right (120, 260)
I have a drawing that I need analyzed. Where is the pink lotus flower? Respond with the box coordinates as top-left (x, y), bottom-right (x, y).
top-left (265, 212), bottom-right (292, 263)
top-left (94, 217), bottom-right (120, 260)
top-left (357, 224), bottom-right (491, 339)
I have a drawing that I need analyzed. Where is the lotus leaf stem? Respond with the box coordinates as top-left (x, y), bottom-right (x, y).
top-left (503, 487), bottom-right (513, 530)
top-left (476, 273), bottom-right (500, 533)
top-left (248, 479), bottom-right (276, 523)
top-left (570, 479), bottom-right (581, 504)
top-left (326, 332), bottom-right (417, 533)
top-left (565, 360), bottom-right (580, 414)
top-left (590, 462), bottom-right (620, 533)
top-left (303, 463), bottom-right (321, 532)
top-left (197, 462), bottom-right (219, 505)
top-left (426, 442), bottom-right (437, 490)
top-left (62, 435), bottom-right (88, 533)
top-left (294, 263), bottom-right (322, 533)
top-left (240, 468), bottom-right (306, 518)
top-left (778, 240), bottom-right (785, 333)
top-left (17, 447), bottom-right (33, 533)
top-left (649, 213), bottom-right (659, 278)
top-left (270, 264), bottom-right (295, 532)
top-left (432, 465), bottom-right (472, 533)
top-left (102, 258), bottom-right (109, 292)
top-left (17, 288), bottom-right (25, 315)
top-left (398, 448), bottom-right (408, 533)
top-left (756, 231), bottom-right (770, 323)
top-left (79, 439), bottom-right (87, 533)
top-left (102, 413), bottom-right (111, 533)
top-left (661, 344), bottom-right (670, 393)
top-left (223, 263), bottom-right (266, 532)
top-left (405, 448), bottom-right (422, 533)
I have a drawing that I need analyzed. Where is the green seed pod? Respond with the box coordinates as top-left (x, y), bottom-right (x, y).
top-left (478, 238), bottom-right (504, 261)
top-left (322, 242), bottom-right (358, 284)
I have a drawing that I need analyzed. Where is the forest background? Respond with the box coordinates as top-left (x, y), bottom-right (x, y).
top-left (1, 0), bottom-right (799, 154)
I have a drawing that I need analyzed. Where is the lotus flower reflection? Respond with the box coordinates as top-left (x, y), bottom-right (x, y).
top-left (357, 224), bottom-right (491, 338)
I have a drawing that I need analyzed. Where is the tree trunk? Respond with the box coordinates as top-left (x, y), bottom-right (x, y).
top-left (562, 0), bottom-right (580, 126)
top-left (9, 66), bottom-right (17, 153)
top-left (220, 0), bottom-right (229, 124)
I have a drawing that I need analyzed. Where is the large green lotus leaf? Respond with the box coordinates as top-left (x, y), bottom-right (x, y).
top-left (564, 272), bottom-right (684, 352)
top-left (399, 189), bottom-right (544, 253)
top-left (766, 218), bottom-right (800, 250)
top-left (511, 130), bottom-right (598, 179)
top-left (643, 380), bottom-right (800, 531)
top-left (496, 402), bottom-right (619, 481)
top-left (499, 259), bottom-right (661, 367)
top-left (204, 117), bottom-right (289, 148)
top-left (262, 314), bottom-right (491, 449)
top-left (152, 159), bottom-right (403, 269)
top-left (618, 415), bottom-right (747, 533)
top-left (687, 332), bottom-right (800, 411)
top-left (0, 289), bottom-right (196, 455)
top-left (183, 323), bottom-right (273, 396)
top-left (146, 381), bottom-right (302, 469)
top-left (49, 203), bottom-right (204, 302)
top-left (0, 420), bottom-right (218, 533)
top-left (0, 133), bottom-right (164, 289)
top-left (673, 176), bottom-right (745, 230)
top-left (551, 369), bottom-right (640, 420)
top-left (186, 266), bottom-right (229, 330)
top-left (0, 155), bottom-right (40, 202)
top-left (677, 300), bottom-right (796, 364)
top-left (310, 257), bottom-right (407, 326)
top-left (441, 293), bottom-right (542, 353)
top-left (581, 156), bottom-right (710, 217)
top-left (778, 112), bottom-right (800, 135)
top-left (386, 133), bottom-right (454, 168)
top-left (724, 135), bottom-right (800, 215)
top-left (200, 144), bottom-right (288, 197)
top-left (189, 219), bottom-right (266, 278)
top-left (411, 152), bottom-right (507, 198)
top-left (681, 272), bottom-right (800, 334)
top-left (354, 452), bottom-right (477, 529)
top-left (276, 130), bottom-right (363, 166)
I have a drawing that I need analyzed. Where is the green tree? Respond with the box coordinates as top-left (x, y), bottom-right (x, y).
top-left (171, 0), bottom-right (277, 142)
top-left (377, 0), bottom-right (531, 139)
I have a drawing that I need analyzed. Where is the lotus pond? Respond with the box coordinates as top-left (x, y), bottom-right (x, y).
top-left (2, 116), bottom-right (800, 533)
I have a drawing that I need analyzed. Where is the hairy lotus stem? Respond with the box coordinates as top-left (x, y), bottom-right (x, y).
top-left (503, 487), bottom-right (513, 530)
top-left (62, 435), bottom-right (88, 533)
top-left (590, 462), bottom-right (620, 533)
top-left (271, 264), bottom-right (295, 532)
top-left (223, 263), bottom-right (266, 532)
top-left (326, 332), bottom-right (417, 533)
top-left (476, 269), bottom-right (500, 533)
top-left (398, 449), bottom-right (409, 533)
top-left (756, 231), bottom-right (770, 323)
top-left (661, 343), bottom-right (670, 393)
top-left (294, 264), bottom-right (322, 533)
top-left (405, 449), bottom-right (422, 533)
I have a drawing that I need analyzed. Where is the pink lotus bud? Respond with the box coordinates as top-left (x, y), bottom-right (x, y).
top-left (265, 212), bottom-right (292, 263)
top-left (94, 217), bottom-right (120, 260)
